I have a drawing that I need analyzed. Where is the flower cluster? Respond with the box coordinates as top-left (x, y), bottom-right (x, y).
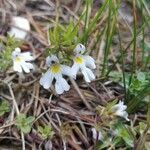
top-left (72, 44), bottom-right (96, 82)
top-left (11, 43), bottom-right (96, 94)
top-left (40, 55), bottom-right (72, 94)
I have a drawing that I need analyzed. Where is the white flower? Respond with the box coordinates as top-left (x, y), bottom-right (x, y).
top-left (8, 16), bottom-right (30, 40)
top-left (111, 101), bottom-right (129, 121)
top-left (40, 55), bottom-right (72, 94)
top-left (71, 43), bottom-right (96, 82)
top-left (12, 47), bottom-right (34, 73)
top-left (91, 128), bottom-right (103, 140)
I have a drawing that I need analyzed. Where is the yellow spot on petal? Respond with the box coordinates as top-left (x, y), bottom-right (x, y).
top-left (15, 57), bottom-right (22, 62)
top-left (74, 56), bottom-right (83, 64)
top-left (50, 64), bottom-right (61, 74)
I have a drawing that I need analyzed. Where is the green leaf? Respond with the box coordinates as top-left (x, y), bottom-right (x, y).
top-left (38, 126), bottom-right (43, 133)
top-left (21, 125), bottom-right (32, 134)
top-left (0, 100), bottom-right (10, 116)
top-left (26, 116), bottom-right (35, 124)
top-left (46, 22), bottom-right (79, 64)
top-left (16, 114), bottom-right (26, 123)
top-left (115, 123), bottom-right (134, 147)
top-left (138, 122), bottom-right (148, 135)
top-left (127, 82), bottom-right (150, 112)
top-left (15, 114), bottom-right (35, 134)
top-left (0, 35), bottom-right (21, 71)
top-left (108, 71), bottom-right (122, 82)
top-left (38, 125), bottom-right (54, 139)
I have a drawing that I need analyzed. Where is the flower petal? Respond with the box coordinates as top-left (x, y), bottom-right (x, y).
top-left (12, 48), bottom-right (21, 58)
top-left (71, 63), bottom-right (79, 79)
top-left (20, 52), bottom-right (34, 61)
top-left (15, 47), bottom-right (21, 53)
top-left (91, 128), bottom-right (103, 140)
top-left (85, 68), bottom-right (95, 81)
top-left (40, 71), bottom-right (53, 89)
top-left (81, 67), bottom-right (95, 82)
top-left (116, 111), bottom-right (129, 121)
top-left (74, 43), bottom-right (85, 54)
top-left (55, 81), bottom-right (64, 94)
top-left (46, 55), bottom-right (59, 67)
top-left (118, 101), bottom-right (127, 110)
top-left (84, 55), bottom-right (96, 69)
top-left (21, 62), bottom-right (33, 73)
top-left (25, 62), bottom-right (34, 70)
top-left (13, 62), bottom-right (22, 72)
top-left (61, 65), bottom-right (73, 77)
top-left (55, 74), bottom-right (70, 94)
top-left (81, 68), bottom-right (91, 82)
top-left (21, 63), bottom-right (30, 73)
top-left (112, 101), bottom-right (127, 112)
top-left (123, 112), bottom-right (130, 121)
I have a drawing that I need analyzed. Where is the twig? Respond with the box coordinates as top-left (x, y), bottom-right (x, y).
top-left (0, 136), bottom-right (32, 147)
top-left (8, 83), bottom-right (26, 150)
top-left (70, 78), bottom-right (92, 110)
top-left (0, 122), bottom-right (14, 130)
top-left (8, 84), bottom-right (19, 114)
top-left (63, 139), bottom-right (67, 150)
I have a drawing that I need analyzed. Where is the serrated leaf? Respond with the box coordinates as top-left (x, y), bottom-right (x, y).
top-left (38, 125), bottom-right (54, 139)
top-left (15, 114), bottom-right (34, 134)
top-left (16, 114), bottom-right (26, 123)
